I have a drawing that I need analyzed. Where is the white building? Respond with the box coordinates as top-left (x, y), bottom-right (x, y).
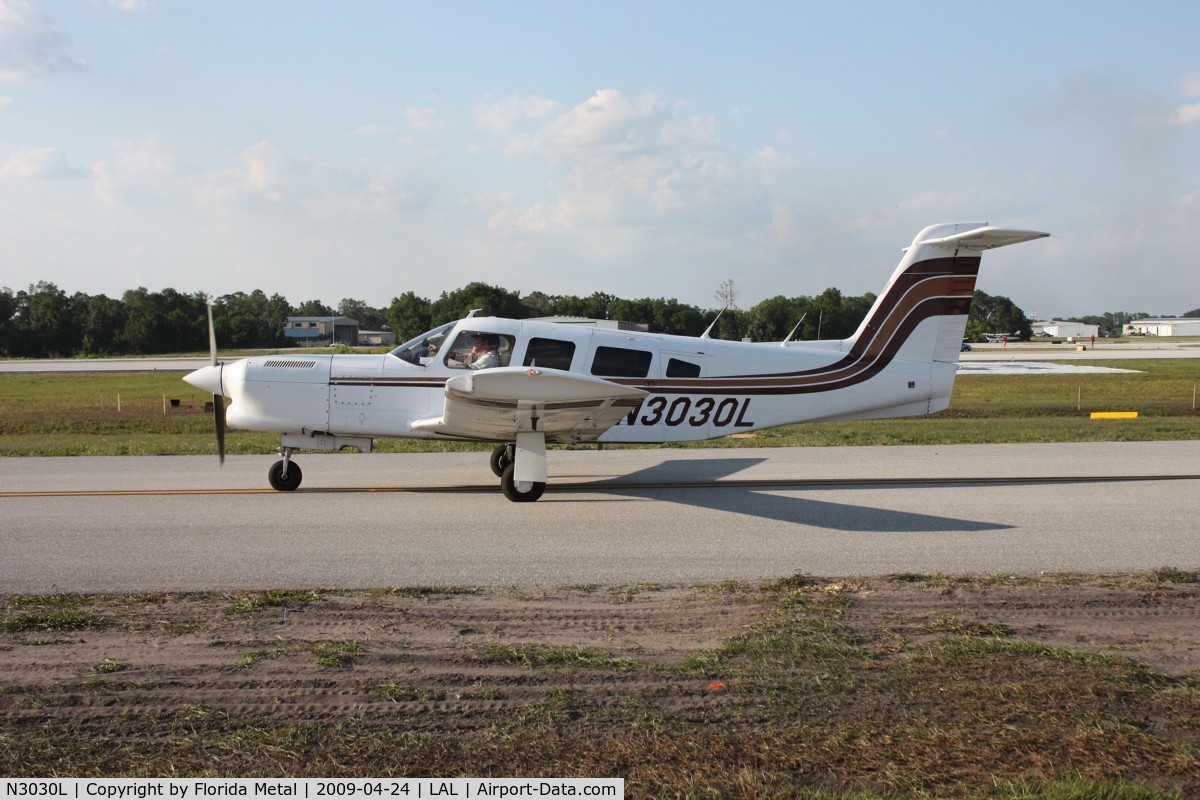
top-left (1031, 320), bottom-right (1099, 339)
top-left (1123, 318), bottom-right (1200, 337)
top-left (284, 316), bottom-right (359, 344)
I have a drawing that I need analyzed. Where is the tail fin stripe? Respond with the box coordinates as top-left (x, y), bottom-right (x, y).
top-left (632, 255), bottom-right (979, 395)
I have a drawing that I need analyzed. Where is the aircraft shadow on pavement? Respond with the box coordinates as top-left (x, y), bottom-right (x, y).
top-left (590, 457), bottom-right (1014, 533)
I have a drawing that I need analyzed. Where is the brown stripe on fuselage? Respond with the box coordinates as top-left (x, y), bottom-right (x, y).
top-left (621, 255), bottom-right (981, 395)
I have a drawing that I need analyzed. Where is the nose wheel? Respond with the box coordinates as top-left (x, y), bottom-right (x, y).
top-left (268, 449), bottom-right (303, 491)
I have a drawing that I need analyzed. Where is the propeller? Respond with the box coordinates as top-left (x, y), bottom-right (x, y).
top-left (205, 301), bottom-right (226, 465)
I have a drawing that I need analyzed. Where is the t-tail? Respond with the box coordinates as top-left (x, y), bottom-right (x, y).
top-left (788, 222), bottom-right (1050, 422)
top-left (846, 222), bottom-right (1048, 364)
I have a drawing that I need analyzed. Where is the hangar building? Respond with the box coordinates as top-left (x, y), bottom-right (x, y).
top-left (1123, 318), bottom-right (1200, 337)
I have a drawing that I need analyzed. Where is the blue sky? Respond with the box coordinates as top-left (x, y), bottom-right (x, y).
top-left (2, 0), bottom-right (1198, 318)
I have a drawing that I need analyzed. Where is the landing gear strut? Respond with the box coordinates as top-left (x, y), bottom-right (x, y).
top-left (497, 432), bottom-right (547, 502)
top-left (268, 447), bottom-right (303, 491)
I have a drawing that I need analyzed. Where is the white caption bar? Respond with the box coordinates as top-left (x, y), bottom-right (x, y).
top-left (2, 780), bottom-right (624, 800)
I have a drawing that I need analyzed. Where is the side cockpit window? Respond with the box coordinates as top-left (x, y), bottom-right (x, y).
top-left (444, 331), bottom-right (515, 370)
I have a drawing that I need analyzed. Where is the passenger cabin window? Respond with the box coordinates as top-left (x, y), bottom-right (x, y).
top-left (591, 346), bottom-right (652, 378)
top-left (523, 338), bottom-right (576, 371)
top-left (444, 331), bottom-right (515, 370)
top-left (666, 358), bottom-right (701, 378)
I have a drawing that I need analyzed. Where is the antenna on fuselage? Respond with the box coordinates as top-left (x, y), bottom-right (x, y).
top-left (466, 308), bottom-right (483, 318)
top-left (700, 306), bottom-right (727, 340)
top-left (780, 313), bottom-right (808, 346)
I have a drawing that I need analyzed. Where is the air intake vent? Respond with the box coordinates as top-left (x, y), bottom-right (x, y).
top-left (264, 359), bottom-right (318, 368)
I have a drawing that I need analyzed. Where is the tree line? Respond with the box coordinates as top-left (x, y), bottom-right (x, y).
top-left (1, 280), bottom-right (1188, 359)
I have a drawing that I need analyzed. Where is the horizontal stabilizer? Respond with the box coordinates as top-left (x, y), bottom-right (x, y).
top-left (917, 226), bottom-right (1049, 250)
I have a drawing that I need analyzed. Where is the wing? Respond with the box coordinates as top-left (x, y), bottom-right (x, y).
top-left (410, 366), bottom-right (648, 442)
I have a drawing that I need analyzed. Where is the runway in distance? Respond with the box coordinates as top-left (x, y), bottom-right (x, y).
top-left (184, 222), bottom-right (1048, 501)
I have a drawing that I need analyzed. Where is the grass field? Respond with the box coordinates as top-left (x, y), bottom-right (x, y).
top-left (0, 359), bottom-right (1197, 456)
top-left (2, 573), bottom-right (1198, 797)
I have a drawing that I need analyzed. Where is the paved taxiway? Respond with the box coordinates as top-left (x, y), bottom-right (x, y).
top-left (2, 442), bottom-right (1197, 593)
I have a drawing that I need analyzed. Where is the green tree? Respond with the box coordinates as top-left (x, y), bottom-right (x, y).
top-left (745, 295), bottom-right (803, 342)
top-left (10, 282), bottom-right (79, 357)
top-left (295, 299), bottom-right (334, 317)
top-left (118, 287), bottom-right (208, 354)
top-left (338, 298), bottom-right (387, 331)
top-left (521, 291), bottom-right (557, 318)
top-left (967, 290), bottom-right (1031, 341)
top-left (430, 282), bottom-right (527, 323)
top-left (386, 291), bottom-right (433, 342)
top-left (555, 292), bottom-right (615, 320)
top-left (0, 287), bottom-right (19, 356)
top-left (75, 293), bottom-right (126, 355)
top-left (216, 290), bottom-right (291, 348)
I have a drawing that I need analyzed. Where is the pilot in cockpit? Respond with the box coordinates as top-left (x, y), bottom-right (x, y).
top-left (467, 336), bottom-right (499, 369)
top-left (447, 333), bottom-right (499, 369)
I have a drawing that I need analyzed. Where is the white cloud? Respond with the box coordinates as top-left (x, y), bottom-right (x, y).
top-left (0, 95), bottom-right (11, 112)
top-left (405, 106), bottom-right (446, 133)
top-left (487, 203), bottom-right (552, 233)
top-left (1168, 103), bottom-right (1200, 126)
top-left (1133, 73), bottom-right (1200, 127)
top-left (91, 136), bottom-right (180, 205)
top-left (354, 124), bottom-right (396, 136)
top-left (1179, 72), bottom-right (1200, 97)
top-left (484, 89), bottom-right (773, 235)
top-left (0, 0), bottom-right (87, 83)
top-left (196, 140), bottom-right (431, 219)
top-left (0, 146), bottom-right (82, 179)
top-left (474, 94), bottom-right (558, 135)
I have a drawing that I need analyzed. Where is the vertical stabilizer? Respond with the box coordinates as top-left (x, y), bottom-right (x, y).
top-left (844, 223), bottom-right (1049, 365)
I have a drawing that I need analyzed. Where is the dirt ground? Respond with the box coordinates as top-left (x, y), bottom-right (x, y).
top-left (2, 574), bottom-right (1198, 742)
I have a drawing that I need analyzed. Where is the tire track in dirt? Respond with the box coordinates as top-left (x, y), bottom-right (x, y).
top-left (1, 586), bottom-right (765, 738)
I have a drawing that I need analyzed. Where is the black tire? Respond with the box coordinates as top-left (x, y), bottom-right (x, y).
top-left (489, 444), bottom-right (512, 477)
top-left (268, 460), bottom-right (303, 491)
top-left (500, 463), bottom-right (545, 503)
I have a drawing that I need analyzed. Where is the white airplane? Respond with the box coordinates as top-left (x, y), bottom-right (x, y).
top-left (184, 222), bottom-right (1047, 501)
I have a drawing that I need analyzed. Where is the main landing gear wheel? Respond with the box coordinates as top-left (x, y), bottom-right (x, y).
top-left (489, 443), bottom-right (514, 477)
top-left (268, 459), bottom-right (303, 491)
top-left (500, 463), bottom-right (545, 503)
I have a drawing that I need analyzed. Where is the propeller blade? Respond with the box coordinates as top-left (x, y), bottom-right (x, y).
top-left (206, 301), bottom-right (218, 367)
top-left (205, 298), bottom-right (225, 465)
top-left (214, 392), bottom-right (226, 466)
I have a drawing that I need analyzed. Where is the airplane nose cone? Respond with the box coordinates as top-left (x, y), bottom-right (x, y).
top-left (183, 363), bottom-right (224, 395)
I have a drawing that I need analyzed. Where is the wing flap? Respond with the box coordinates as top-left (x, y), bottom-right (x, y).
top-left (410, 366), bottom-right (647, 442)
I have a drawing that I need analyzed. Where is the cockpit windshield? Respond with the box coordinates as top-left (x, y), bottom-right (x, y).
top-left (389, 321), bottom-right (457, 365)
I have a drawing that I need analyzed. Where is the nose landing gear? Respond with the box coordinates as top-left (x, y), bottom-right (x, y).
top-left (268, 447), bottom-right (303, 491)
